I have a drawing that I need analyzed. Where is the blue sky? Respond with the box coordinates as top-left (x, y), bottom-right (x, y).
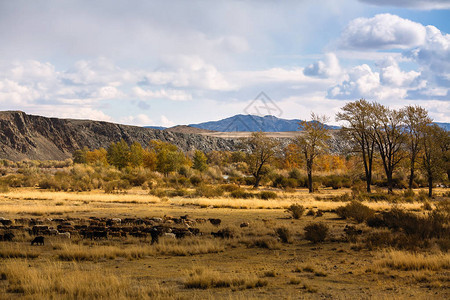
top-left (0, 0), bottom-right (448, 126)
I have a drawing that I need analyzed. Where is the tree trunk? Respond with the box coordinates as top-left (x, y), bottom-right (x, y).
top-left (366, 173), bottom-right (372, 193)
top-left (307, 160), bottom-right (313, 193)
top-left (254, 175), bottom-right (260, 188)
top-left (408, 157), bottom-right (415, 190)
top-left (428, 176), bottom-right (433, 198)
top-left (387, 172), bottom-right (393, 194)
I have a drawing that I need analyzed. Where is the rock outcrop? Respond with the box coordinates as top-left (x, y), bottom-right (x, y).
top-left (0, 111), bottom-right (239, 161)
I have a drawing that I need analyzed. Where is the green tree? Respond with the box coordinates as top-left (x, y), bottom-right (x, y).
top-left (192, 150), bottom-right (208, 172)
top-left (402, 105), bottom-right (432, 189)
top-left (73, 146), bottom-right (89, 164)
top-left (243, 131), bottom-right (279, 188)
top-left (107, 139), bottom-right (131, 169)
top-left (129, 142), bottom-right (144, 167)
top-left (421, 124), bottom-right (448, 197)
top-left (296, 113), bottom-right (331, 193)
top-left (336, 99), bottom-right (376, 193)
top-left (149, 140), bottom-right (186, 176)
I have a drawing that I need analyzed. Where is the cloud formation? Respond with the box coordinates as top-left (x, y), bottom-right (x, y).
top-left (304, 53), bottom-right (341, 78)
top-left (338, 14), bottom-right (426, 50)
top-left (358, 0), bottom-right (450, 10)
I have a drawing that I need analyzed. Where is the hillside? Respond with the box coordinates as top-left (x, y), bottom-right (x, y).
top-left (188, 114), bottom-right (339, 132)
top-left (164, 125), bottom-right (216, 134)
top-left (0, 111), bottom-right (239, 161)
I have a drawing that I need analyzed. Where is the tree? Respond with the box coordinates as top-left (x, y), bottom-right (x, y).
top-left (336, 99), bottom-right (376, 193)
top-left (73, 146), bottom-right (89, 164)
top-left (243, 131), bottom-right (279, 188)
top-left (149, 140), bottom-right (186, 176)
top-left (296, 113), bottom-right (331, 193)
top-left (129, 142), bottom-right (144, 167)
top-left (421, 124), bottom-right (448, 197)
top-left (192, 150), bottom-right (208, 172)
top-left (143, 149), bottom-right (157, 170)
top-left (369, 103), bottom-right (406, 194)
top-left (86, 148), bottom-right (108, 166)
top-left (402, 105), bottom-right (432, 189)
top-left (107, 139), bottom-right (131, 169)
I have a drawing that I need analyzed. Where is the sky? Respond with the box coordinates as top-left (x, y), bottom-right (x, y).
top-left (0, 0), bottom-right (449, 126)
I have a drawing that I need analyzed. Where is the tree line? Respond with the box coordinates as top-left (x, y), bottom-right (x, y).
top-left (72, 99), bottom-right (449, 196)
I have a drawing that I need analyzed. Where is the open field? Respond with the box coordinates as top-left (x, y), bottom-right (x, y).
top-left (0, 187), bottom-right (449, 299)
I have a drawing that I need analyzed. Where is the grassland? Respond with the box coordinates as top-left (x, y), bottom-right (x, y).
top-left (0, 187), bottom-right (449, 299)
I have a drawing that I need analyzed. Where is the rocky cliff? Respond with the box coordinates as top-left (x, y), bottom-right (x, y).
top-left (0, 111), bottom-right (239, 161)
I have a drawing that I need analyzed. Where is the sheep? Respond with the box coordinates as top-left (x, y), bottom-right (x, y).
top-left (208, 218), bottom-right (222, 226)
top-left (57, 232), bottom-right (71, 239)
top-left (31, 236), bottom-right (45, 246)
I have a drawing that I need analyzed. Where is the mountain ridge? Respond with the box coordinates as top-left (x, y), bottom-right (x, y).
top-left (0, 111), bottom-right (238, 161)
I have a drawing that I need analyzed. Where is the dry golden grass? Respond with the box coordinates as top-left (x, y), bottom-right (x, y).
top-left (183, 267), bottom-right (267, 289)
top-left (375, 250), bottom-right (450, 271)
top-left (55, 238), bottom-right (224, 261)
top-left (0, 260), bottom-right (171, 299)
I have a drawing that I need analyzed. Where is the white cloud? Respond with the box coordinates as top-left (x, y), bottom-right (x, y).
top-left (358, 0), bottom-right (450, 10)
top-left (143, 56), bottom-right (233, 91)
top-left (160, 115), bottom-right (175, 127)
top-left (406, 25), bottom-right (450, 80)
top-left (378, 57), bottom-right (421, 87)
top-left (120, 114), bottom-right (154, 126)
top-left (338, 14), bottom-right (426, 50)
top-left (304, 53), bottom-right (341, 78)
top-left (133, 87), bottom-right (192, 101)
top-left (328, 63), bottom-right (413, 100)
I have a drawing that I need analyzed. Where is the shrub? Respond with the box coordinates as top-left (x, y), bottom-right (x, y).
top-left (286, 204), bottom-right (305, 219)
top-left (336, 201), bottom-right (374, 223)
top-left (275, 227), bottom-right (292, 243)
top-left (220, 184), bottom-right (240, 192)
top-left (304, 223), bottom-right (328, 243)
top-left (195, 185), bottom-right (224, 198)
top-left (259, 191), bottom-right (277, 200)
top-left (230, 189), bottom-right (254, 199)
top-left (189, 176), bottom-right (202, 186)
top-left (306, 209), bottom-right (315, 216)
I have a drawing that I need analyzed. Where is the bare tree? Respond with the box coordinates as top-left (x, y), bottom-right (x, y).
top-left (336, 99), bottom-right (376, 193)
top-left (243, 131), bottom-right (279, 188)
top-left (402, 105), bottom-right (432, 189)
top-left (421, 124), bottom-right (448, 197)
top-left (296, 113), bottom-right (331, 193)
top-left (370, 103), bottom-right (406, 194)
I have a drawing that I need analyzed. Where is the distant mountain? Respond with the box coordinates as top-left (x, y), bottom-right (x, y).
top-left (435, 122), bottom-right (450, 131)
top-left (188, 114), bottom-right (339, 132)
top-left (144, 126), bottom-right (166, 130)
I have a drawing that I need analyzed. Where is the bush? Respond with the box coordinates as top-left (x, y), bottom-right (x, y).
top-left (195, 185), bottom-right (224, 198)
top-left (230, 189), bottom-right (254, 199)
top-left (304, 223), bottom-right (328, 243)
top-left (259, 191), bottom-right (277, 200)
top-left (336, 201), bottom-right (374, 223)
top-left (220, 184), bottom-right (240, 192)
top-left (276, 227), bottom-right (292, 243)
top-left (286, 204), bottom-right (305, 219)
top-left (189, 176), bottom-right (202, 186)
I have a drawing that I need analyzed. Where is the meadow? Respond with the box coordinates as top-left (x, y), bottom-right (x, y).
top-left (0, 186), bottom-right (448, 299)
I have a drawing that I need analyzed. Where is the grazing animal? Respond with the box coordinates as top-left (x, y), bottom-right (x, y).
top-left (92, 231), bottom-right (108, 240)
top-left (0, 232), bottom-right (15, 241)
top-left (163, 232), bottom-right (176, 239)
top-left (208, 218), bottom-right (221, 226)
top-left (150, 228), bottom-right (160, 245)
top-left (0, 219), bottom-right (12, 226)
top-left (211, 228), bottom-right (234, 239)
top-left (240, 222), bottom-right (249, 228)
top-left (57, 232), bottom-right (71, 239)
top-left (31, 236), bottom-right (45, 246)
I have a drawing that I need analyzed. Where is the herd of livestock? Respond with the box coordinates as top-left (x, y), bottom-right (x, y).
top-left (0, 215), bottom-right (233, 245)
